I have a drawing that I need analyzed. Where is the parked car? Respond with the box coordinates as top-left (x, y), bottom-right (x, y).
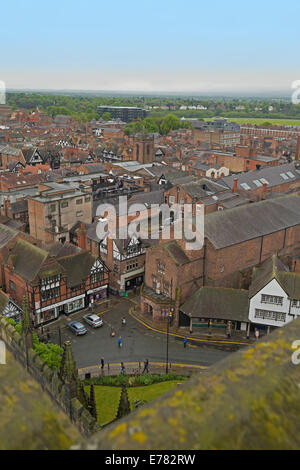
top-left (83, 314), bottom-right (103, 328)
top-left (67, 321), bottom-right (87, 336)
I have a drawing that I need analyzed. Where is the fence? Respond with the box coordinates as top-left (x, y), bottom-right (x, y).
top-left (78, 361), bottom-right (206, 380)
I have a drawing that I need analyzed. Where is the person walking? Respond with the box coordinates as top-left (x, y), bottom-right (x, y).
top-left (118, 336), bottom-right (123, 348)
top-left (142, 358), bottom-right (149, 374)
top-left (122, 317), bottom-right (126, 326)
top-left (121, 362), bottom-right (126, 374)
top-left (255, 328), bottom-right (260, 340)
top-left (184, 338), bottom-right (188, 348)
top-left (100, 357), bottom-right (104, 369)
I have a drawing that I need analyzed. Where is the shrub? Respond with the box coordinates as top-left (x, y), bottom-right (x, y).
top-left (4, 318), bottom-right (63, 370)
top-left (84, 373), bottom-right (187, 387)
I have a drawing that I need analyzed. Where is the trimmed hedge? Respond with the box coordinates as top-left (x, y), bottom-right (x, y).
top-left (83, 373), bottom-right (188, 387)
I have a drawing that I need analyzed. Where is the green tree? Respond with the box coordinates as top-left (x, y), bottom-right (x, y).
top-left (116, 385), bottom-right (131, 419)
top-left (160, 114), bottom-right (181, 135)
top-left (88, 384), bottom-right (98, 421)
top-left (102, 112), bottom-right (112, 121)
top-left (144, 117), bottom-right (159, 133)
top-left (78, 383), bottom-right (89, 408)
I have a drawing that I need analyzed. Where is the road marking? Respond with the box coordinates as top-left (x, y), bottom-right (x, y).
top-left (129, 308), bottom-right (248, 346)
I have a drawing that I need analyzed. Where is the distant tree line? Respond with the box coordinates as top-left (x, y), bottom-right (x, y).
top-left (5, 92), bottom-right (300, 124)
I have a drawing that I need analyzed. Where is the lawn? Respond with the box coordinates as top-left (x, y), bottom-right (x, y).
top-left (226, 118), bottom-right (300, 126)
top-left (85, 381), bottom-right (183, 426)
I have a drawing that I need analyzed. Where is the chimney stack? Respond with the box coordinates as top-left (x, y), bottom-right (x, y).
top-left (232, 178), bottom-right (238, 193)
top-left (77, 223), bottom-right (87, 251)
top-left (261, 183), bottom-right (267, 200)
top-left (296, 137), bottom-right (300, 161)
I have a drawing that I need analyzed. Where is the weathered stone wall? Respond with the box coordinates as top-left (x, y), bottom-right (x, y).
top-left (74, 316), bottom-right (300, 450)
top-left (0, 317), bottom-right (100, 437)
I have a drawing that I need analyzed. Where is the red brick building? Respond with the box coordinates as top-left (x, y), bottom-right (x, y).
top-left (2, 238), bottom-right (109, 326)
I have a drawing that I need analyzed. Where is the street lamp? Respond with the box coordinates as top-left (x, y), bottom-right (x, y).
top-left (166, 309), bottom-right (174, 374)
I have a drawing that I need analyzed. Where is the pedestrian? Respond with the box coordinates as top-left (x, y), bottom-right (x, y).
top-left (101, 357), bottom-right (104, 369)
top-left (184, 338), bottom-right (188, 348)
top-left (122, 317), bottom-right (126, 326)
top-left (118, 336), bottom-right (123, 348)
top-left (111, 328), bottom-right (115, 337)
top-left (121, 362), bottom-right (125, 374)
top-left (142, 358), bottom-right (149, 373)
top-left (255, 328), bottom-right (260, 340)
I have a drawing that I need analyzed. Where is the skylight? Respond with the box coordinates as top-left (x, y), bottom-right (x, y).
top-left (286, 172), bottom-right (295, 178)
top-left (260, 178), bottom-right (269, 185)
top-left (253, 180), bottom-right (262, 187)
top-left (240, 183), bottom-right (251, 190)
top-left (280, 173), bottom-right (289, 180)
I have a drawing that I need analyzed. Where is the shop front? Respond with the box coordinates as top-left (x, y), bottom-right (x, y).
top-left (87, 285), bottom-right (108, 305)
top-left (124, 275), bottom-right (144, 291)
top-left (35, 294), bottom-right (86, 325)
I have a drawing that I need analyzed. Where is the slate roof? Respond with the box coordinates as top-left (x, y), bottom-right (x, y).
top-left (58, 252), bottom-right (98, 287)
top-left (205, 194), bottom-right (300, 249)
top-left (219, 162), bottom-right (300, 192)
top-left (0, 145), bottom-right (21, 157)
top-left (81, 163), bottom-right (106, 174)
top-left (181, 178), bottom-right (228, 199)
top-left (161, 240), bottom-right (190, 265)
top-left (43, 241), bottom-right (81, 258)
top-left (10, 199), bottom-right (28, 214)
top-left (128, 189), bottom-right (164, 208)
top-left (0, 223), bottom-right (18, 248)
top-left (181, 287), bottom-right (249, 322)
top-left (8, 239), bottom-right (49, 282)
top-left (249, 255), bottom-right (300, 300)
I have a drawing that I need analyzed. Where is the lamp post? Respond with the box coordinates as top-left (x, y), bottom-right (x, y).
top-left (166, 309), bottom-right (173, 374)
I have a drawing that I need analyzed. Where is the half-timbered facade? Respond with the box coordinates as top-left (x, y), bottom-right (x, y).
top-left (87, 221), bottom-right (149, 295)
top-left (3, 238), bottom-right (109, 326)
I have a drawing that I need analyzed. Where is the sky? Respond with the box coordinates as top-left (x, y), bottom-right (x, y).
top-left (0, 0), bottom-right (299, 95)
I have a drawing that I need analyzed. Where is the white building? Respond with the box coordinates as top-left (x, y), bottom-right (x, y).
top-left (249, 256), bottom-right (300, 331)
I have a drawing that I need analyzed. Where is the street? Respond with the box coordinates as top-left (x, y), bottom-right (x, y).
top-left (48, 299), bottom-right (232, 369)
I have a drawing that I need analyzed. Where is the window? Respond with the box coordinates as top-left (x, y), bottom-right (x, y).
top-left (127, 262), bottom-right (138, 272)
top-left (292, 300), bottom-right (300, 308)
top-left (240, 183), bottom-right (251, 190)
top-left (76, 198), bottom-right (83, 205)
top-left (61, 201), bottom-right (68, 208)
top-left (287, 172), bottom-right (295, 179)
top-left (253, 180), bottom-right (262, 187)
top-left (91, 271), bottom-right (104, 284)
top-left (76, 211), bottom-right (83, 217)
top-left (169, 196), bottom-right (175, 204)
top-left (41, 286), bottom-right (60, 301)
top-left (157, 261), bottom-right (166, 274)
top-left (255, 309), bottom-right (286, 323)
top-left (71, 284), bottom-right (82, 293)
top-left (85, 196), bottom-right (91, 202)
top-left (50, 204), bottom-right (56, 212)
top-left (41, 274), bottom-right (61, 286)
top-left (261, 294), bottom-right (283, 306)
top-left (9, 280), bottom-right (16, 292)
top-left (280, 173), bottom-right (289, 180)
